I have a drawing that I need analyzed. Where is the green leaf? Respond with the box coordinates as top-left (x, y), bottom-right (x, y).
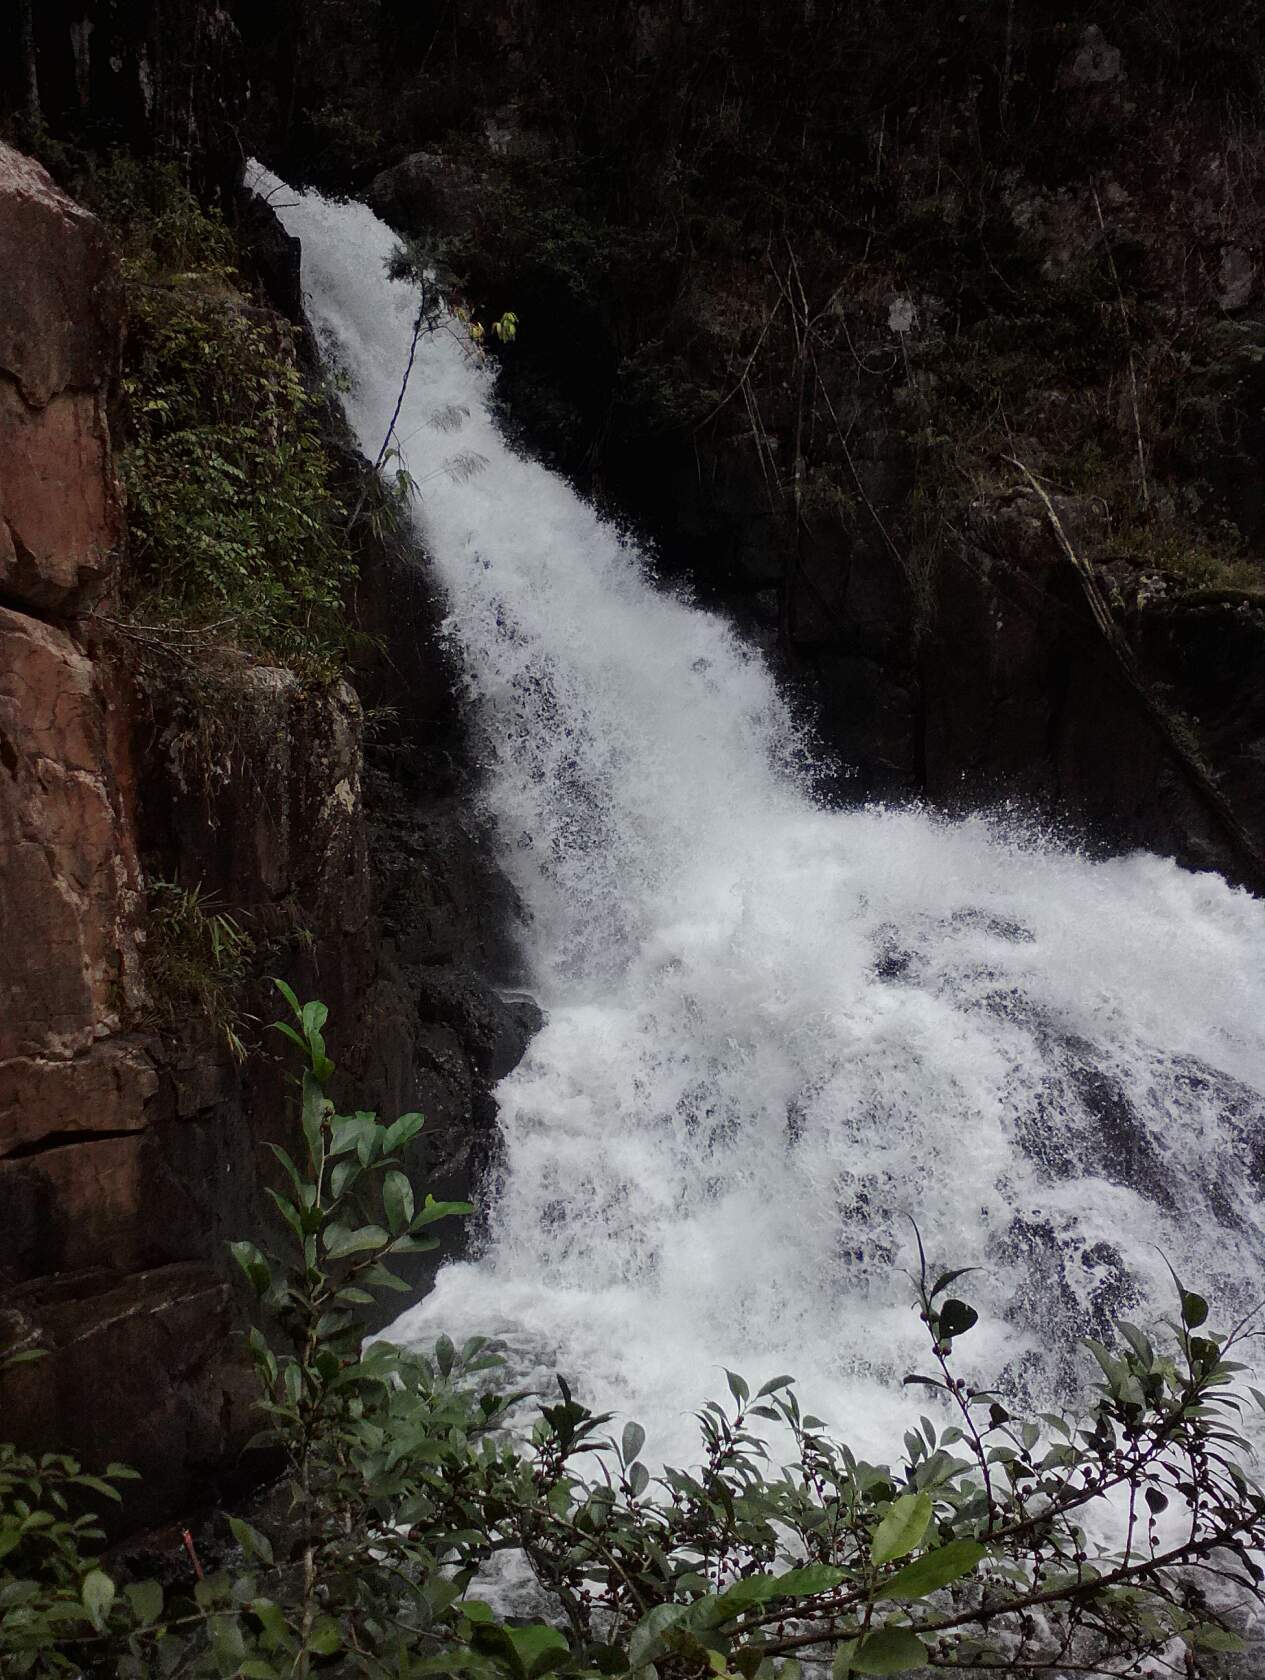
top-left (725, 1369), bottom-right (750, 1405)
top-left (73, 1474), bottom-right (122, 1502)
top-left (1195, 1625), bottom-right (1246, 1652)
top-left (300, 1069), bottom-right (328, 1160)
top-left (831, 1640), bottom-right (858, 1680)
top-left (229, 1517), bottom-right (274, 1565)
top-left (875, 1539), bottom-right (985, 1600)
top-left (249, 1596), bottom-right (289, 1645)
top-left (772, 1564), bottom-right (849, 1597)
top-left (937, 1299), bottom-right (978, 1341)
top-left (412, 1196), bottom-right (474, 1228)
top-left (246, 1326), bottom-right (278, 1388)
top-left (265, 1188), bottom-right (304, 1242)
top-left (1182, 1292), bottom-right (1209, 1330)
top-left (301, 1000), bottom-right (329, 1038)
top-left (1116, 1321), bottom-right (1154, 1367)
top-left (211, 1612), bottom-right (247, 1667)
top-left (929, 1267), bottom-right (978, 1300)
top-left (271, 1020), bottom-right (308, 1058)
top-left (870, 1492), bottom-right (933, 1566)
top-left (510, 1624), bottom-right (570, 1677)
top-left (852, 1628), bottom-right (929, 1674)
top-left (82, 1568), bottom-right (115, 1631)
top-left (324, 1222), bottom-right (389, 1259)
top-left (330, 1111), bottom-right (377, 1160)
top-left (713, 1574), bottom-right (781, 1615)
top-left (387, 1232), bottom-right (440, 1256)
top-left (385, 1112), bottom-right (426, 1152)
top-left (265, 1146), bottom-right (303, 1200)
top-left (622, 1422), bottom-right (647, 1466)
top-left (229, 1241), bottom-right (271, 1296)
top-left (313, 1309), bottom-right (354, 1341)
top-left (363, 1261), bottom-right (410, 1292)
top-left (383, 1169), bottom-right (415, 1234)
top-left (329, 1159), bottom-right (358, 1199)
top-left (308, 1616), bottom-right (343, 1655)
top-left (125, 1579), bottom-right (163, 1625)
top-left (629, 1603), bottom-right (690, 1667)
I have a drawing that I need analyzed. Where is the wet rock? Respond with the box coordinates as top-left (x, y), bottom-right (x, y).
top-left (140, 661), bottom-right (369, 940)
top-left (0, 1264), bottom-right (255, 1531)
top-left (1218, 246), bottom-right (1257, 311)
top-left (366, 152), bottom-right (486, 236)
top-left (996, 1214), bottom-right (1140, 1382)
top-left (1061, 25), bottom-right (1124, 89)
top-left (235, 184), bottom-right (304, 322)
top-left (413, 967), bottom-right (544, 1086)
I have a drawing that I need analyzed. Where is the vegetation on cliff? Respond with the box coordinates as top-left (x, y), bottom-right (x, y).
top-left (2, 995), bottom-right (1264, 1677)
top-left (90, 158), bottom-right (357, 671)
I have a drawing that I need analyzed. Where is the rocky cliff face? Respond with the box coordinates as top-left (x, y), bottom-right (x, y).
top-left (0, 143), bottom-right (531, 1527)
top-left (0, 143), bottom-right (149, 1255)
top-left (0, 143), bottom-right (229, 1524)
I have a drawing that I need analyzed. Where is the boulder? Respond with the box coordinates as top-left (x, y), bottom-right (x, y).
top-left (366, 151), bottom-right (486, 236)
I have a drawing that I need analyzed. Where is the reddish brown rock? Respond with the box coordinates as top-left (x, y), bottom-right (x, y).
top-left (0, 607), bottom-right (149, 1094)
top-left (0, 1044), bottom-right (157, 1158)
top-left (0, 603), bottom-right (155, 1289)
top-left (0, 142), bottom-right (124, 613)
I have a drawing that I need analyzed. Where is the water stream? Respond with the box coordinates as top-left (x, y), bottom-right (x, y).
top-left (261, 169), bottom-right (1265, 1470)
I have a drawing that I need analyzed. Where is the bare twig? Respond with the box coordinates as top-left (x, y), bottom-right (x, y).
top-left (1093, 187), bottom-right (1150, 510)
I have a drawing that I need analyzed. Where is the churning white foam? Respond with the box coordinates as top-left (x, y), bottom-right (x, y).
top-left (260, 168), bottom-right (1265, 1469)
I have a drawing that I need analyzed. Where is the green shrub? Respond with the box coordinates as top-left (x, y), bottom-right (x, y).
top-left (1102, 514), bottom-right (1263, 593)
top-left (144, 880), bottom-right (256, 1061)
top-left (80, 155), bottom-right (236, 277)
top-left (2, 991), bottom-right (1263, 1676)
top-left (120, 283), bottom-right (355, 668)
top-left (78, 157), bottom-right (357, 671)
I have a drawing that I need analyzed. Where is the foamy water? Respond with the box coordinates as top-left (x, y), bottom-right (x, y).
top-left (260, 168), bottom-right (1265, 1473)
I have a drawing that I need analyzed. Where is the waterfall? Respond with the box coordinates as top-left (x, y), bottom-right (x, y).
top-left (260, 169), bottom-right (1265, 1469)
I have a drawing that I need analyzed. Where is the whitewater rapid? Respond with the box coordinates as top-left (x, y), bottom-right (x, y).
top-left (261, 169), bottom-right (1265, 1468)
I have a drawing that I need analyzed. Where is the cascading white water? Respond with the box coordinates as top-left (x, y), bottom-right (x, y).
top-left (260, 169), bottom-right (1265, 1468)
